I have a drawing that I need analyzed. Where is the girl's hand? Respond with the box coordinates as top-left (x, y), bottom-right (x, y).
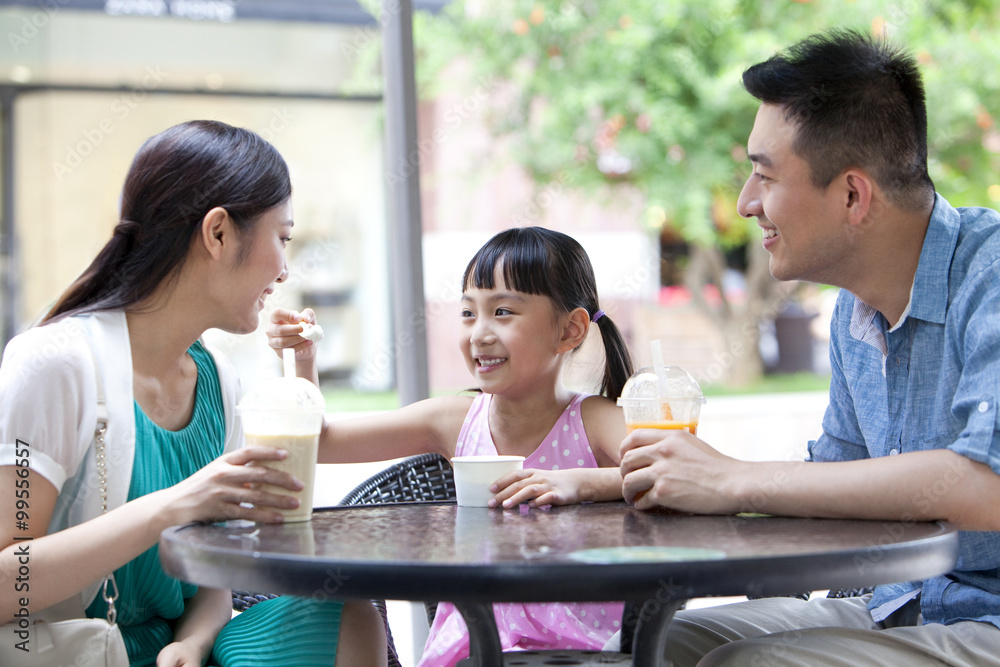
top-left (488, 468), bottom-right (601, 508)
top-left (156, 641), bottom-right (204, 667)
top-left (267, 307), bottom-right (317, 362)
top-left (158, 447), bottom-right (304, 525)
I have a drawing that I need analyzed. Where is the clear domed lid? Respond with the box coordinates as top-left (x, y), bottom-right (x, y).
top-left (238, 376), bottom-right (325, 414)
top-left (617, 366), bottom-right (704, 405)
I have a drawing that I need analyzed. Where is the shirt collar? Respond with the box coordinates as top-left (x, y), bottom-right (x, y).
top-left (908, 193), bottom-right (960, 325)
top-left (848, 194), bottom-right (957, 356)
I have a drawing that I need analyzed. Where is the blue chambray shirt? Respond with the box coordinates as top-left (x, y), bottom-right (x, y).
top-left (808, 194), bottom-right (1000, 629)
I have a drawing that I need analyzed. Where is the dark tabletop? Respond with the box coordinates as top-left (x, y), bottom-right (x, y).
top-left (160, 502), bottom-right (958, 604)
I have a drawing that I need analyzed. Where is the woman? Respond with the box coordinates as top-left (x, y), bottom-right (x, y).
top-left (0, 120), bottom-right (385, 666)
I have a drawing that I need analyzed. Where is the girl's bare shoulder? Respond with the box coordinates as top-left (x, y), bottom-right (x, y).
top-left (580, 394), bottom-right (627, 465)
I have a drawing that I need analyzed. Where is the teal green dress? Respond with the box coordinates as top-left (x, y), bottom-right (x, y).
top-left (86, 341), bottom-right (343, 667)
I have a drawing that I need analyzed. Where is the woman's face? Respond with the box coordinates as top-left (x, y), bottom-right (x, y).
top-left (225, 199), bottom-right (293, 334)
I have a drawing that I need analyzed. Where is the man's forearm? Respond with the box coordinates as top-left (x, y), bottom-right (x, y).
top-left (729, 449), bottom-right (999, 530)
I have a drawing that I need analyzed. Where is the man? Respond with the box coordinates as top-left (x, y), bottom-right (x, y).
top-left (620, 29), bottom-right (1000, 666)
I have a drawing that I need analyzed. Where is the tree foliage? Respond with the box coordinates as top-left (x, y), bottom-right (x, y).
top-left (412, 0), bottom-right (1000, 383)
top-left (415, 0), bottom-right (1000, 245)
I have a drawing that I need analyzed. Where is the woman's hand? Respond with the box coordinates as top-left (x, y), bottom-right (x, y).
top-left (156, 640), bottom-right (204, 667)
top-left (488, 468), bottom-right (623, 508)
top-left (156, 446), bottom-right (304, 525)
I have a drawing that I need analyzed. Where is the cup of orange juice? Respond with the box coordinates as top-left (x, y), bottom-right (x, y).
top-left (617, 366), bottom-right (705, 435)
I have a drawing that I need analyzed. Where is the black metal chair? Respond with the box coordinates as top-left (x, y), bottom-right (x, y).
top-left (339, 452), bottom-right (456, 505)
top-left (338, 453), bottom-right (457, 637)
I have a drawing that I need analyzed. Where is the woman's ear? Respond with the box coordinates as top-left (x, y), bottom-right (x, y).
top-left (558, 307), bottom-right (591, 353)
top-left (199, 207), bottom-right (233, 261)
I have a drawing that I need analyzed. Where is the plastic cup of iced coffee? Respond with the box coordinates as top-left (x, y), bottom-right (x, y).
top-left (238, 350), bottom-right (325, 522)
top-left (617, 366), bottom-right (705, 435)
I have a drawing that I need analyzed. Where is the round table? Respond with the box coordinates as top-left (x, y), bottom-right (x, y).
top-left (160, 502), bottom-right (958, 666)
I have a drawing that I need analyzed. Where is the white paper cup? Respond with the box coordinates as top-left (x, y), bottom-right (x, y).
top-left (451, 455), bottom-right (525, 507)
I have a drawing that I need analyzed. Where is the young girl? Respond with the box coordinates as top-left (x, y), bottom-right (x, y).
top-left (269, 226), bottom-right (633, 666)
top-left (0, 121), bottom-right (386, 667)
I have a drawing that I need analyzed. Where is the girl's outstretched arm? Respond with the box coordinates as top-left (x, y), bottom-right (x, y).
top-left (317, 394), bottom-right (472, 463)
top-left (267, 307), bottom-right (473, 464)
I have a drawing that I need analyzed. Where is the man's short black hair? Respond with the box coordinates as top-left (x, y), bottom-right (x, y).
top-left (743, 29), bottom-right (935, 210)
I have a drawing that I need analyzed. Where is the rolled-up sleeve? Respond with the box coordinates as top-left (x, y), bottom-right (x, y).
top-left (948, 258), bottom-right (1000, 475)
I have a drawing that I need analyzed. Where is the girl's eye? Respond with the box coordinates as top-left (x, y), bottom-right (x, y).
top-left (495, 308), bottom-right (513, 316)
top-left (754, 172), bottom-right (770, 183)
top-left (280, 236), bottom-right (293, 246)
top-left (461, 309), bottom-right (473, 318)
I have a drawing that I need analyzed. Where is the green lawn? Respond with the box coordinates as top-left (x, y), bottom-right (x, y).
top-left (702, 372), bottom-right (831, 397)
top-left (323, 373), bottom-right (831, 412)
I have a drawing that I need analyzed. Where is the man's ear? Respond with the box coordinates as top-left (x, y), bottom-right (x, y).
top-left (843, 169), bottom-right (874, 227)
top-left (199, 207), bottom-right (233, 261)
top-left (558, 307), bottom-right (591, 353)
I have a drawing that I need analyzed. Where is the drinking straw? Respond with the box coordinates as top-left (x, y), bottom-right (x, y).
top-left (650, 339), bottom-right (668, 398)
top-left (283, 347), bottom-right (296, 379)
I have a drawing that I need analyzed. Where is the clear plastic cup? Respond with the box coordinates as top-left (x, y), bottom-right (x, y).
top-left (617, 366), bottom-right (705, 435)
top-left (238, 377), bottom-right (325, 522)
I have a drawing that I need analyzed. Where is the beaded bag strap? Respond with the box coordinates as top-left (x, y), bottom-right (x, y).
top-left (85, 339), bottom-right (119, 626)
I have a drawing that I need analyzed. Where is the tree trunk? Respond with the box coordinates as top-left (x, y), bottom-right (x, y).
top-left (684, 241), bottom-right (796, 387)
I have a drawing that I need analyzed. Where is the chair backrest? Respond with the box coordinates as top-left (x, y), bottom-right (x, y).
top-left (339, 453), bottom-right (456, 505)
top-left (338, 453), bottom-right (456, 641)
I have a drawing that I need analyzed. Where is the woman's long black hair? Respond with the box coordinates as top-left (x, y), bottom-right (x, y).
top-left (44, 120), bottom-right (291, 322)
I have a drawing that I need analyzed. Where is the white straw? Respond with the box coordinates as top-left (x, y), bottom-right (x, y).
top-left (650, 339), bottom-right (668, 398)
top-left (282, 347), bottom-right (296, 379)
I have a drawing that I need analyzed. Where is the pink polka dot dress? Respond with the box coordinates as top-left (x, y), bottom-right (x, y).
top-left (417, 392), bottom-right (624, 667)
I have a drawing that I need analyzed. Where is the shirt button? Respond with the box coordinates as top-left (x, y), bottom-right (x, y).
top-left (889, 448), bottom-right (899, 456)
top-left (979, 401), bottom-right (990, 413)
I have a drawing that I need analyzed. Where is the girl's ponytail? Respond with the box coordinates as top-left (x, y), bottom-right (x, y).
top-left (592, 312), bottom-right (633, 401)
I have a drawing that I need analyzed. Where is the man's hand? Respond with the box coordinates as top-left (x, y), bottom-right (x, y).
top-left (619, 428), bottom-right (740, 512)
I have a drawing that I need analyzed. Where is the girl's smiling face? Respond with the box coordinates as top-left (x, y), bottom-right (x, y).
top-left (460, 270), bottom-right (567, 396)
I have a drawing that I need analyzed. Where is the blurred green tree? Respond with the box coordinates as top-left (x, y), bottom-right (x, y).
top-left (412, 0), bottom-right (1000, 384)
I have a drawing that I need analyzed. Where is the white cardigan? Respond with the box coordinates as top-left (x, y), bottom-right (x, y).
top-left (0, 310), bottom-right (242, 606)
